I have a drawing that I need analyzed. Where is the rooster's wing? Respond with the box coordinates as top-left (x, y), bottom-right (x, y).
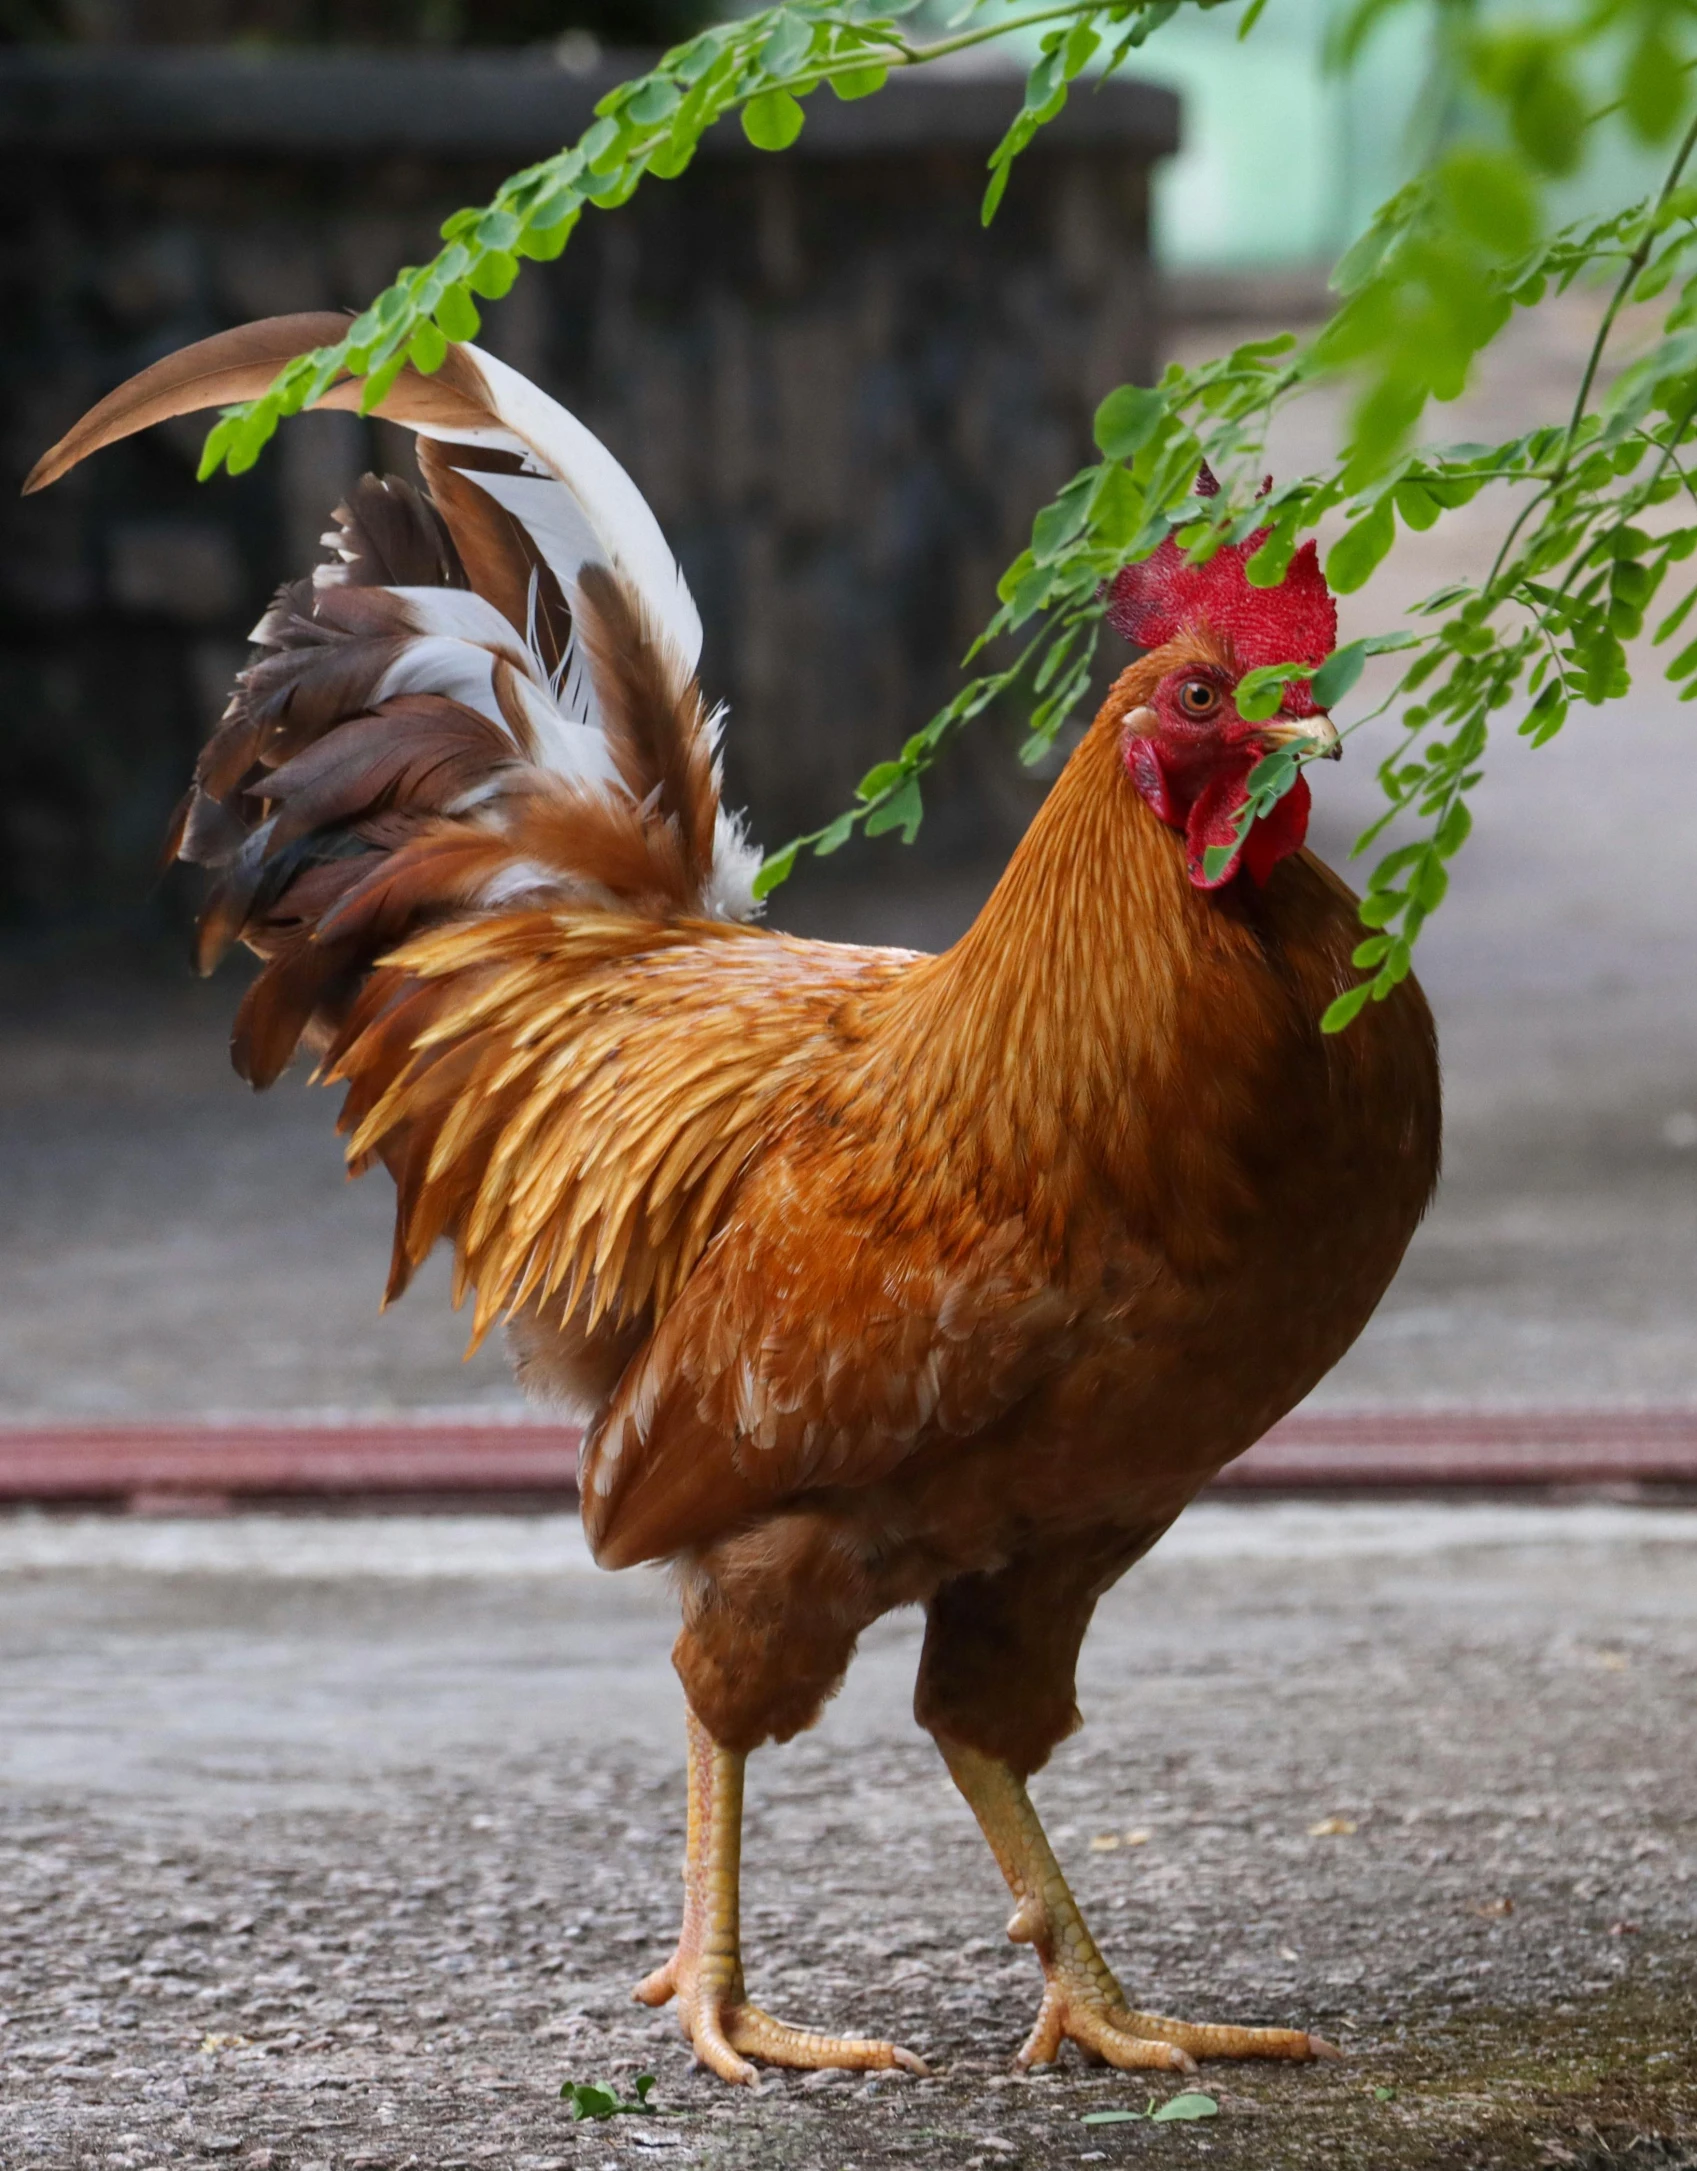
top-left (582, 1133), bottom-right (1087, 1569)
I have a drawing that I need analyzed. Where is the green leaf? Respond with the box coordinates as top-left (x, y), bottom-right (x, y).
top-left (1151, 2093), bottom-right (1220, 2123)
top-left (1519, 683), bottom-right (1566, 743)
top-left (1005, 559), bottom-right (1055, 625)
top-left (857, 760), bottom-right (906, 800)
top-left (1311, 639), bottom-right (1368, 707)
top-left (584, 163), bottom-right (644, 212)
top-left (624, 76), bottom-right (683, 128)
top-left (1411, 855), bottom-right (1449, 909)
top-left (743, 90), bottom-right (806, 152)
top-left (1469, 31), bottom-right (1586, 178)
top-left (1234, 665), bottom-right (1294, 722)
top-left (1093, 384), bottom-right (1166, 461)
top-left (474, 208), bottom-right (522, 251)
top-left (814, 811), bottom-right (856, 855)
top-left (357, 354), bottom-right (407, 415)
top-left (1033, 627), bottom-right (1080, 694)
top-left (1654, 587), bottom-right (1697, 644)
top-left (1031, 482), bottom-right (1094, 563)
top-left (1439, 148), bottom-right (1536, 259)
top-left (1435, 801), bottom-right (1472, 853)
top-left (466, 248), bottom-right (518, 301)
top-left (1623, 27), bottom-right (1685, 145)
top-left (407, 320), bottom-right (447, 375)
top-left (759, 13), bottom-right (815, 79)
top-left (646, 140), bottom-right (695, 182)
top-left (830, 63), bottom-right (888, 100)
top-left (562, 2082), bottom-right (621, 2120)
top-left (1246, 523), bottom-right (1298, 588)
top-left (1321, 984), bottom-right (1373, 1034)
top-left (1061, 19), bottom-right (1100, 76)
top-left (1375, 935), bottom-right (1414, 987)
top-left (1330, 181), bottom-right (1422, 297)
top-left (578, 116), bottom-right (623, 169)
top-left (196, 412), bottom-right (241, 481)
top-left (1089, 464), bottom-right (1145, 549)
top-left (434, 282), bottom-right (481, 343)
top-left (517, 204), bottom-right (581, 260)
top-left (1080, 2108), bottom-right (1147, 2125)
top-left (1326, 500), bottom-right (1396, 594)
top-left (864, 776), bottom-right (923, 840)
top-left (751, 844), bottom-right (797, 900)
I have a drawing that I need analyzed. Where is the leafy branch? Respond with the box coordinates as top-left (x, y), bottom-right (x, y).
top-left (195, 0), bottom-right (1188, 481)
top-left (197, 0), bottom-right (1697, 1033)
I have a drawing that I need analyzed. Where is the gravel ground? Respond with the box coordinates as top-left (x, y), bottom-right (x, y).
top-left (1, 1502), bottom-right (1693, 2171)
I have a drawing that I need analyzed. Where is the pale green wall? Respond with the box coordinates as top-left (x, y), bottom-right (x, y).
top-left (1125, 0), bottom-right (1675, 271)
top-left (1140, 0), bottom-right (1426, 266)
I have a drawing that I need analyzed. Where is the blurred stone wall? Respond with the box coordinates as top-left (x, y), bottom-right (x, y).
top-left (0, 50), bottom-right (1176, 941)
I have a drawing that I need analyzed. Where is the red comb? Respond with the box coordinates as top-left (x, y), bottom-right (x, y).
top-left (1106, 468), bottom-right (1336, 716)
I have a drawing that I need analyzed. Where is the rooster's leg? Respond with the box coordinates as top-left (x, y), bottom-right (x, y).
top-left (940, 1738), bottom-right (1338, 2072)
top-left (633, 1709), bottom-right (928, 2085)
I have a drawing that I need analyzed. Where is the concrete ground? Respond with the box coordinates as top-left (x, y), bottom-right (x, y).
top-left (1, 1500), bottom-right (1694, 2171)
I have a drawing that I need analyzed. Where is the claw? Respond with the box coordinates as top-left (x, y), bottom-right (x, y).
top-left (631, 1957), bottom-right (678, 2008)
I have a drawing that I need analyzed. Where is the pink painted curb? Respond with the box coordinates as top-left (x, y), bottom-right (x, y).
top-left (0, 1409), bottom-right (1695, 1506)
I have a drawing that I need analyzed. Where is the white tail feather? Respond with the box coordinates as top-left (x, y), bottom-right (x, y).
top-left (447, 348), bottom-right (703, 672)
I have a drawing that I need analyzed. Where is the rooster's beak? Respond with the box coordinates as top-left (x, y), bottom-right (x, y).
top-left (1261, 713), bottom-right (1341, 761)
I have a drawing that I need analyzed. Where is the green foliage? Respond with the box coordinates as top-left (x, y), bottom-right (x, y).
top-left (194, 0), bottom-right (1215, 485)
top-left (195, 0), bottom-right (1697, 1030)
top-left (560, 2073), bottom-right (661, 2120)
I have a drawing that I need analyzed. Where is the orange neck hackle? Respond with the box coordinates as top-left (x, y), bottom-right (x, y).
top-left (856, 668), bottom-right (1294, 1257)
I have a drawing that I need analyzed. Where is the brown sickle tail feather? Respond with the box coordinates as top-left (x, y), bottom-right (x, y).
top-left (574, 563), bottom-right (718, 894)
top-left (23, 313), bottom-right (497, 494)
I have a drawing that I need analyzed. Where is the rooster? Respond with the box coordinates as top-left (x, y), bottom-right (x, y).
top-left (29, 317), bottom-right (1440, 2086)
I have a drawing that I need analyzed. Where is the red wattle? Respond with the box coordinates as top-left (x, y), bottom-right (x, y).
top-left (1242, 770), bottom-right (1311, 884)
top-left (1179, 765), bottom-right (1311, 891)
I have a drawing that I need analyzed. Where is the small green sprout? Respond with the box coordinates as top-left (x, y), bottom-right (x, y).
top-left (1081, 2091), bottom-right (1220, 2126)
top-left (560, 2072), bottom-right (662, 2120)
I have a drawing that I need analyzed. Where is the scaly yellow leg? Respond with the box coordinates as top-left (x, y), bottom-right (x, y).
top-left (940, 1738), bottom-right (1339, 2073)
top-left (634, 1710), bottom-right (928, 2085)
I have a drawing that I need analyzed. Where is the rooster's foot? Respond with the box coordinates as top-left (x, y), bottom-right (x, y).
top-left (941, 1738), bottom-right (1339, 2075)
top-left (1015, 1965), bottom-right (1337, 2071)
top-left (636, 1711), bottom-right (927, 2085)
top-left (635, 1954), bottom-right (925, 2085)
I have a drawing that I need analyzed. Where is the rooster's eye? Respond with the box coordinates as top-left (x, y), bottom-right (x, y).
top-left (1176, 679), bottom-right (1220, 719)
